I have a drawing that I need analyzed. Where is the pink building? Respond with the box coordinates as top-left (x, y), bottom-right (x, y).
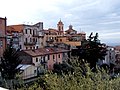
top-left (19, 47), bottom-right (69, 70)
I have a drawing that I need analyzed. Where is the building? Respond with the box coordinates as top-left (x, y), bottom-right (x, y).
top-left (18, 64), bottom-right (37, 80)
top-left (43, 20), bottom-right (64, 47)
top-left (98, 46), bottom-right (116, 68)
top-left (43, 20), bottom-right (86, 48)
top-left (43, 28), bottom-right (58, 46)
top-left (19, 47), bottom-right (69, 70)
top-left (114, 46), bottom-right (120, 70)
top-left (0, 17), bottom-right (7, 57)
top-left (56, 25), bottom-right (86, 49)
top-left (6, 26), bottom-right (20, 49)
top-left (7, 22), bottom-right (44, 50)
top-left (65, 25), bottom-right (77, 35)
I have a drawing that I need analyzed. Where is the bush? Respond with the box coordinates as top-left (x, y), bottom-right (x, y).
top-left (18, 58), bottom-right (120, 90)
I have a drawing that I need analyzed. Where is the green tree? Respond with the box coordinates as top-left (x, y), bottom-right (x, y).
top-left (72, 33), bottom-right (107, 71)
top-left (0, 39), bottom-right (22, 89)
top-left (18, 57), bottom-right (120, 90)
top-left (53, 61), bottom-right (74, 75)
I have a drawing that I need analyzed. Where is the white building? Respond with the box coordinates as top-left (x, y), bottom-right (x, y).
top-left (98, 46), bottom-right (116, 67)
top-left (18, 64), bottom-right (37, 80)
top-left (7, 22), bottom-right (44, 50)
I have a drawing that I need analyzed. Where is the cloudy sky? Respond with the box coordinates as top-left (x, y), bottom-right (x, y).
top-left (1, 0), bottom-right (120, 45)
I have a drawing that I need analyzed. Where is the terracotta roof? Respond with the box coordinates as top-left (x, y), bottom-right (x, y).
top-left (48, 28), bottom-right (58, 32)
top-left (64, 41), bottom-right (81, 46)
top-left (77, 32), bottom-right (86, 35)
top-left (65, 29), bottom-right (77, 32)
top-left (22, 47), bottom-right (69, 57)
top-left (115, 46), bottom-right (120, 50)
top-left (7, 24), bottom-right (24, 33)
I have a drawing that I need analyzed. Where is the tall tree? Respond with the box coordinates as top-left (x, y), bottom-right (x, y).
top-left (0, 39), bottom-right (21, 88)
top-left (72, 33), bottom-right (107, 70)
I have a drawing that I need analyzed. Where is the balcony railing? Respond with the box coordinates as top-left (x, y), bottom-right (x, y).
top-left (24, 42), bottom-right (36, 46)
top-left (46, 39), bottom-right (54, 43)
top-left (33, 33), bottom-right (43, 37)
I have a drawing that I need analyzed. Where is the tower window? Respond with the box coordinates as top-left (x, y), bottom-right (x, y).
top-left (59, 26), bottom-right (61, 31)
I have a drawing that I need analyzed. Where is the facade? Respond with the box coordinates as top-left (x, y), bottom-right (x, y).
top-left (57, 20), bottom-right (64, 36)
top-left (114, 46), bottom-right (120, 69)
top-left (0, 17), bottom-right (7, 57)
top-left (6, 26), bottom-right (20, 50)
top-left (19, 47), bottom-right (69, 70)
top-left (7, 22), bottom-right (44, 50)
top-left (43, 28), bottom-right (58, 46)
top-left (98, 46), bottom-right (116, 67)
top-left (43, 20), bottom-right (64, 47)
top-left (18, 64), bottom-right (37, 79)
top-left (65, 25), bottom-right (77, 35)
top-left (43, 20), bottom-right (86, 48)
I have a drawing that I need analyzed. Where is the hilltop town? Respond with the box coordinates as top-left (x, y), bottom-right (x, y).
top-left (0, 17), bottom-right (120, 89)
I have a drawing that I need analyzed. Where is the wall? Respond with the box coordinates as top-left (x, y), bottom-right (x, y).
top-left (47, 53), bottom-right (63, 70)
top-left (21, 65), bottom-right (37, 79)
top-left (0, 17), bottom-right (6, 57)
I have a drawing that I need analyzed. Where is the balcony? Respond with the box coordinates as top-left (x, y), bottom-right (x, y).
top-left (33, 33), bottom-right (43, 37)
top-left (46, 39), bottom-right (54, 43)
top-left (24, 42), bottom-right (36, 46)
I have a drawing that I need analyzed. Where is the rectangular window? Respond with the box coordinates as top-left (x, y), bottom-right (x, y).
top-left (36, 46), bottom-right (38, 49)
top-left (55, 37), bottom-right (56, 40)
top-left (56, 39), bottom-right (58, 42)
top-left (26, 47), bottom-right (28, 50)
top-left (48, 55), bottom-right (50, 60)
top-left (25, 29), bottom-right (27, 34)
top-left (36, 58), bottom-right (38, 62)
top-left (19, 45), bottom-right (22, 49)
top-left (30, 29), bottom-right (32, 34)
top-left (30, 38), bottom-right (32, 42)
top-left (33, 38), bottom-right (35, 42)
top-left (58, 54), bottom-right (60, 58)
top-left (60, 39), bottom-right (62, 42)
top-left (34, 70), bottom-right (36, 73)
top-left (33, 30), bottom-right (35, 35)
top-left (36, 38), bottom-right (37, 42)
top-left (25, 38), bottom-right (27, 43)
top-left (53, 55), bottom-right (55, 59)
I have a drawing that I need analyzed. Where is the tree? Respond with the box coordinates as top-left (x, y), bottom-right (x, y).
top-left (53, 61), bottom-right (74, 75)
top-left (0, 39), bottom-right (22, 88)
top-left (72, 33), bottom-right (107, 71)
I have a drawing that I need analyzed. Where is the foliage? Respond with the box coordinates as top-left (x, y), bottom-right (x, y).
top-left (0, 39), bottom-right (22, 89)
top-left (72, 32), bottom-right (107, 70)
top-left (0, 39), bottom-right (21, 79)
top-left (53, 61), bottom-right (74, 75)
top-left (18, 57), bottom-right (120, 90)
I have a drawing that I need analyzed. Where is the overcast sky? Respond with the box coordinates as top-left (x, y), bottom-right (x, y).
top-left (1, 0), bottom-right (120, 45)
